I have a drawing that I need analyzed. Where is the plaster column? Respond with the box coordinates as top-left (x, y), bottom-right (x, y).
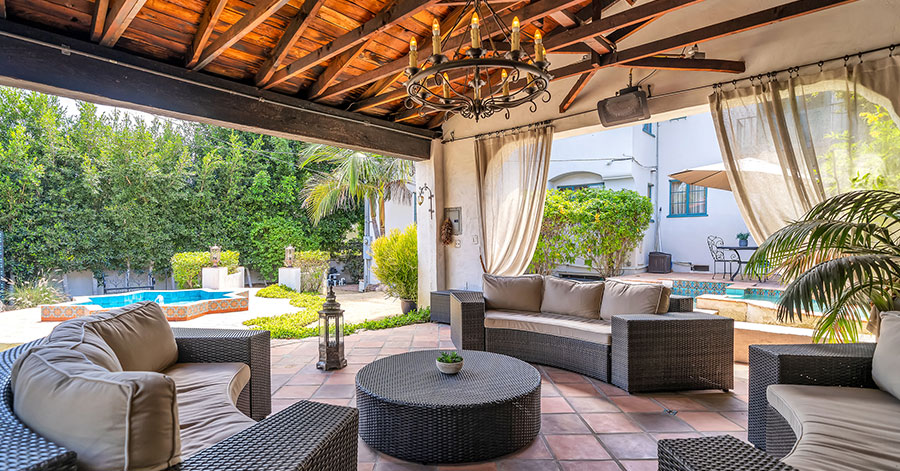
top-left (415, 138), bottom-right (446, 306)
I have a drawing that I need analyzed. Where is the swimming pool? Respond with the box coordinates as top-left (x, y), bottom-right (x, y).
top-left (41, 289), bottom-right (249, 322)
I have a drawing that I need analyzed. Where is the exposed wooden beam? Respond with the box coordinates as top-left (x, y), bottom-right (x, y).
top-left (0, 20), bottom-right (435, 160)
top-left (254, 0), bottom-right (327, 86)
top-left (264, 0), bottom-right (440, 89)
top-left (193, 0), bottom-right (292, 71)
top-left (559, 70), bottom-right (596, 113)
top-left (357, 75), bottom-right (401, 102)
top-left (543, 0), bottom-right (705, 51)
top-left (90, 0), bottom-right (109, 42)
top-left (426, 112), bottom-right (446, 129)
top-left (318, 0), bottom-right (586, 101)
top-left (99, 0), bottom-right (148, 47)
top-left (551, 0), bottom-right (860, 81)
top-left (349, 87), bottom-right (408, 112)
top-left (185, 0), bottom-right (228, 68)
top-left (0, 0), bottom-right (5, 20)
top-left (307, 42), bottom-right (368, 99)
top-left (606, 17), bottom-right (654, 43)
top-left (549, 10), bottom-right (579, 27)
top-left (622, 57), bottom-right (746, 73)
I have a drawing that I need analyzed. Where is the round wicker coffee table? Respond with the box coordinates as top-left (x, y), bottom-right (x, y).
top-left (355, 349), bottom-right (541, 464)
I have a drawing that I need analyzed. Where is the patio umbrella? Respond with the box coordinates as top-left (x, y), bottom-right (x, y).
top-left (669, 159), bottom-right (785, 191)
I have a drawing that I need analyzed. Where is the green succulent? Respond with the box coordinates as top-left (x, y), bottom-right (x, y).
top-left (437, 351), bottom-right (463, 363)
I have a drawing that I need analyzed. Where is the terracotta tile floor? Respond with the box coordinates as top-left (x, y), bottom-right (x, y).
top-left (268, 323), bottom-right (750, 471)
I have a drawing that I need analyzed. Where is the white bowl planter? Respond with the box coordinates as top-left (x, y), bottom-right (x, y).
top-left (436, 359), bottom-right (463, 375)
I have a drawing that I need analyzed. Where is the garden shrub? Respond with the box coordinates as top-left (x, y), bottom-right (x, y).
top-left (292, 250), bottom-right (330, 292)
top-left (170, 250), bottom-right (239, 289)
top-left (255, 284), bottom-right (297, 298)
top-left (243, 306), bottom-right (431, 339)
top-left (4, 273), bottom-right (64, 308)
top-left (370, 225), bottom-right (417, 301)
top-left (530, 188), bottom-right (652, 278)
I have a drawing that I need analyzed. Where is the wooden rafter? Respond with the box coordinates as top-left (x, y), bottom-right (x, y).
top-left (185, 0), bottom-right (228, 68)
top-left (307, 43), bottom-right (369, 99)
top-left (254, 0), bottom-right (328, 86)
top-left (193, 0), bottom-right (292, 71)
top-left (559, 69), bottom-right (596, 113)
top-left (320, 0), bottom-right (586, 103)
top-left (0, 0), bottom-right (5, 20)
top-left (551, 0), bottom-right (860, 81)
top-left (263, 0), bottom-right (441, 90)
top-left (90, 0), bottom-right (109, 42)
top-left (426, 112), bottom-right (447, 129)
top-left (622, 57), bottom-right (746, 73)
top-left (99, 0), bottom-right (148, 47)
top-left (606, 17), bottom-right (655, 43)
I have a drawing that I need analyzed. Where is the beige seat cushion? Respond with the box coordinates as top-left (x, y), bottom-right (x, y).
top-left (50, 301), bottom-right (178, 372)
top-left (11, 346), bottom-right (181, 471)
top-left (484, 309), bottom-right (612, 345)
top-left (540, 277), bottom-right (604, 319)
top-left (483, 274), bottom-right (544, 312)
top-left (767, 384), bottom-right (900, 470)
top-left (163, 362), bottom-right (255, 457)
top-left (599, 280), bottom-right (671, 320)
top-left (873, 311), bottom-right (900, 400)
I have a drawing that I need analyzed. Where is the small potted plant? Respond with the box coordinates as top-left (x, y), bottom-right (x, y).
top-left (436, 351), bottom-right (464, 375)
top-left (736, 232), bottom-right (751, 247)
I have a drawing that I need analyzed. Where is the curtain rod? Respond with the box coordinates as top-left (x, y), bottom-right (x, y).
top-left (441, 119), bottom-right (554, 143)
top-left (441, 43), bottom-right (897, 143)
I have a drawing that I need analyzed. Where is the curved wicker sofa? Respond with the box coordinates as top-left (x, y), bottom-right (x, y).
top-left (450, 278), bottom-right (734, 393)
top-left (1, 328), bottom-right (358, 471)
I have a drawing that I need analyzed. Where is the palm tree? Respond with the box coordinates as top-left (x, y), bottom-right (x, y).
top-left (746, 190), bottom-right (900, 343)
top-left (298, 144), bottom-right (413, 238)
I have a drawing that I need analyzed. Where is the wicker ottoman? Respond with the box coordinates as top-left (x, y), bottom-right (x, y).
top-left (355, 350), bottom-right (541, 464)
top-left (658, 435), bottom-right (796, 471)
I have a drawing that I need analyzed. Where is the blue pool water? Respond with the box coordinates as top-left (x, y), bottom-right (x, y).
top-left (76, 290), bottom-right (234, 308)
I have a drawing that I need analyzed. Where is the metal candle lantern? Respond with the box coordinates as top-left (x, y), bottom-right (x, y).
top-left (316, 285), bottom-right (347, 370)
top-left (284, 245), bottom-right (295, 267)
top-left (209, 245), bottom-right (222, 267)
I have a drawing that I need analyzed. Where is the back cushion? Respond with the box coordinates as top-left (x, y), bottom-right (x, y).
top-left (483, 274), bottom-right (544, 312)
top-left (53, 301), bottom-right (178, 372)
top-left (873, 312), bottom-right (900, 400)
top-left (11, 346), bottom-right (181, 471)
top-left (540, 277), bottom-right (605, 319)
top-left (599, 280), bottom-right (671, 320)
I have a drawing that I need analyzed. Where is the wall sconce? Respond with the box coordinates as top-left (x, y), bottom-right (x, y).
top-left (418, 183), bottom-right (435, 220)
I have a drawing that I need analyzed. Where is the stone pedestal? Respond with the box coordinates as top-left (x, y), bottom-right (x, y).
top-left (278, 267), bottom-right (303, 292)
top-left (202, 267), bottom-right (245, 290)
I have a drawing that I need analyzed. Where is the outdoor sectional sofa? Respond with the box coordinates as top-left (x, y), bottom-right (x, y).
top-left (451, 275), bottom-right (734, 393)
top-left (1, 301), bottom-right (358, 471)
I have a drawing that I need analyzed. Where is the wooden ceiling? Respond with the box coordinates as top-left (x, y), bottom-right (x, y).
top-left (0, 0), bottom-right (858, 129)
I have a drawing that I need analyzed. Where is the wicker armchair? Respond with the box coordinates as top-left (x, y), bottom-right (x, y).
top-left (451, 292), bottom-right (733, 392)
top-left (1, 329), bottom-right (358, 471)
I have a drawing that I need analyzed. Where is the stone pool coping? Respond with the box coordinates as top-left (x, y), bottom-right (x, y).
top-left (40, 289), bottom-right (250, 322)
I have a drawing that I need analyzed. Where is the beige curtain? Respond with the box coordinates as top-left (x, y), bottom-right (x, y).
top-left (475, 124), bottom-right (554, 275)
top-left (710, 55), bottom-right (900, 242)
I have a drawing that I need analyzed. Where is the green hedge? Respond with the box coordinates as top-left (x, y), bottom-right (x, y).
top-left (370, 225), bottom-right (417, 301)
top-left (171, 251), bottom-right (239, 289)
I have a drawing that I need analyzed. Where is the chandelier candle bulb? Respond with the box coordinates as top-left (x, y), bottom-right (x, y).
top-left (442, 74), bottom-right (451, 98)
top-left (501, 70), bottom-right (509, 97)
top-left (511, 17), bottom-right (520, 52)
top-left (471, 14), bottom-right (481, 49)
top-left (409, 37), bottom-right (417, 68)
top-left (432, 19), bottom-right (441, 56)
top-left (534, 30), bottom-right (544, 62)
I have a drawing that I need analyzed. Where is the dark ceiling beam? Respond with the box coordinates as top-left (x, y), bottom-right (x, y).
top-left (185, 0), bottom-right (228, 68)
top-left (550, 0), bottom-right (860, 81)
top-left (319, 0), bottom-right (585, 102)
top-left (99, 0), bottom-right (148, 47)
top-left (0, 20), bottom-right (434, 160)
top-left (0, 0), bottom-right (5, 19)
top-left (606, 17), bottom-right (654, 43)
top-left (193, 0), bottom-right (292, 71)
top-left (254, 0), bottom-right (328, 86)
top-left (90, 0), bottom-right (109, 42)
top-left (621, 57), bottom-right (746, 73)
top-left (263, 0), bottom-right (441, 90)
top-left (559, 69), bottom-right (596, 113)
top-left (307, 42), bottom-right (369, 99)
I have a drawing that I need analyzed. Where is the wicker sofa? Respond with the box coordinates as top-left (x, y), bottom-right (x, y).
top-left (451, 275), bottom-right (734, 393)
top-left (1, 301), bottom-right (358, 471)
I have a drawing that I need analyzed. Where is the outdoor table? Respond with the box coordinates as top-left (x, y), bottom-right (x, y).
top-left (718, 245), bottom-right (758, 281)
top-left (355, 349), bottom-right (541, 464)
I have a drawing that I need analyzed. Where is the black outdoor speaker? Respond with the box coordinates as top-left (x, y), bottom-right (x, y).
top-left (597, 86), bottom-right (650, 127)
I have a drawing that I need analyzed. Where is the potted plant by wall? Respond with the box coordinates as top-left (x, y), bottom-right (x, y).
top-left (436, 351), bottom-right (464, 375)
top-left (736, 232), bottom-right (751, 247)
top-left (370, 225), bottom-right (418, 313)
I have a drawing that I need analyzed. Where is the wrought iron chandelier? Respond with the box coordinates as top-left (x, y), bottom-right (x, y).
top-left (404, 0), bottom-right (552, 122)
